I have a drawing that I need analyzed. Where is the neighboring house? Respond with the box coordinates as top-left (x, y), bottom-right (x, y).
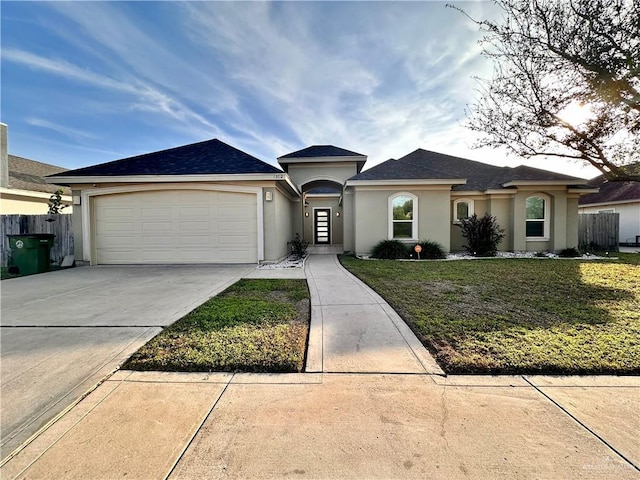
top-left (0, 123), bottom-right (72, 214)
top-left (47, 138), bottom-right (597, 265)
top-left (578, 171), bottom-right (640, 245)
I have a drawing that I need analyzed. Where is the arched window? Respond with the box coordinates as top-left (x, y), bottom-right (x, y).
top-left (453, 199), bottom-right (474, 223)
top-left (526, 194), bottom-right (550, 240)
top-left (389, 193), bottom-right (418, 239)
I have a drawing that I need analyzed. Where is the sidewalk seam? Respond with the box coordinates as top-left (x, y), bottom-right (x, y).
top-left (2, 372), bottom-right (126, 476)
top-left (164, 373), bottom-right (235, 479)
top-left (522, 376), bottom-right (640, 472)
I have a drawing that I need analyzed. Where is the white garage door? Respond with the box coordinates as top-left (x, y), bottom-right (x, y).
top-left (94, 190), bottom-right (258, 264)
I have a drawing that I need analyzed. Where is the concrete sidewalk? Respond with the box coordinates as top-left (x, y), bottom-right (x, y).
top-left (305, 254), bottom-right (443, 375)
top-left (1, 255), bottom-right (638, 479)
top-left (1, 372), bottom-right (637, 479)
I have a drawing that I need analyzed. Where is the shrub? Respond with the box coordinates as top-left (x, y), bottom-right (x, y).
top-left (558, 247), bottom-right (581, 258)
top-left (371, 240), bottom-right (409, 259)
top-left (288, 233), bottom-right (309, 258)
top-left (458, 213), bottom-right (505, 257)
top-left (414, 240), bottom-right (446, 259)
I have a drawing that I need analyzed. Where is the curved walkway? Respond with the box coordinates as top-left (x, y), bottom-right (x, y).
top-left (304, 254), bottom-right (443, 375)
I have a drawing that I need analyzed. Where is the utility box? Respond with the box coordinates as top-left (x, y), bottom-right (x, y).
top-left (7, 234), bottom-right (55, 276)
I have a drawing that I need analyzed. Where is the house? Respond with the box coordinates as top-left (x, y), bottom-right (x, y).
top-left (0, 123), bottom-right (72, 214)
top-left (578, 171), bottom-right (640, 246)
top-left (47, 138), bottom-right (596, 264)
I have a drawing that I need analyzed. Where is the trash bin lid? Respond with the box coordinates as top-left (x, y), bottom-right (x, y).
top-left (6, 234), bottom-right (55, 239)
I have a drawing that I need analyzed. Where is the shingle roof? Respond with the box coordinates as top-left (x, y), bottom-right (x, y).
top-left (48, 139), bottom-right (281, 178)
top-left (350, 149), bottom-right (587, 190)
top-left (8, 155), bottom-right (70, 195)
top-left (578, 171), bottom-right (640, 205)
top-left (278, 145), bottom-right (365, 159)
top-left (349, 157), bottom-right (462, 181)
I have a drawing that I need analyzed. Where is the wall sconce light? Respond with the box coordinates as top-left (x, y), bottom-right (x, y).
top-left (336, 211), bottom-right (341, 217)
top-left (265, 191), bottom-right (273, 201)
top-left (305, 212), bottom-right (309, 217)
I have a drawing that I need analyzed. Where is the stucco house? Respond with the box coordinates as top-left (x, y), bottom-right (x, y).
top-left (0, 123), bottom-right (72, 214)
top-left (47, 138), bottom-right (595, 264)
top-left (578, 170), bottom-right (640, 246)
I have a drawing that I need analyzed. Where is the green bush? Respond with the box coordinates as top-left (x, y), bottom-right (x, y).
top-left (414, 240), bottom-right (446, 259)
top-left (371, 240), bottom-right (409, 259)
top-left (458, 213), bottom-right (505, 257)
top-left (558, 247), bottom-right (581, 257)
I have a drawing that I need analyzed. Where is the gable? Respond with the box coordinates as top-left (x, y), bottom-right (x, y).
top-left (48, 139), bottom-right (282, 179)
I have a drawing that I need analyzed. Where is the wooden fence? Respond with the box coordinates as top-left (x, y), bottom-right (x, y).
top-left (578, 212), bottom-right (619, 252)
top-left (1, 214), bottom-right (74, 267)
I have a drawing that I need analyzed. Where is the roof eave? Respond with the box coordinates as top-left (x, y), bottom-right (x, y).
top-left (568, 187), bottom-right (600, 194)
top-left (345, 179), bottom-right (467, 187)
top-left (278, 155), bottom-right (367, 164)
top-left (502, 180), bottom-right (587, 187)
top-left (45, 173), bottom-right (291, 185)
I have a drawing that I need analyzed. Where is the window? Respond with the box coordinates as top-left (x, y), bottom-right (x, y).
top-left (526, 195), bottom-right (549, 239)
top-left (453, 199), bottom-right (474, 223)
top-left (389, 193), bottom-right (417, 239)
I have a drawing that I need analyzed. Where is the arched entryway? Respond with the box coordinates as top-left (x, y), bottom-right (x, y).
top-left (301, 180), bottom-right (343, 247)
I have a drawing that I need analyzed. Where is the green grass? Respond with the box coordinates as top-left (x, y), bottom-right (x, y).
top-left (339, 254), bottom-right (640, 374)
top-left (122, 279), bottom-right (310, 373)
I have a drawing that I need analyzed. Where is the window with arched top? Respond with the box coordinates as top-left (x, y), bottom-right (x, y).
top-left (453, 199), bottom-right (474, 223)
top-left (526, 194), bottom-right (550, 240)
top-left (389, 193), bottom-right (418, 239)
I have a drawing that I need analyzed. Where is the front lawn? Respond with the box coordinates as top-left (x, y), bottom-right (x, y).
top-left (123, 279), bottom-right (310, 373)
top-left (340, 254), bottom-right (640, 374)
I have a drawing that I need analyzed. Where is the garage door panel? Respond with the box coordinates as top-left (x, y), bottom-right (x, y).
top-left (219, 205), bottom-right (256, 218)
top-left (94, 190), bottom-right (258, 264)
top-left (219, 235), bottom-right (251, 245)
top-left (179, 221), bottom-right (216, 233)
top-left (219, 220), bottom-right (254, 232)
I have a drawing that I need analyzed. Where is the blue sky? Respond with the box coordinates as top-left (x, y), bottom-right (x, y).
top-left (1, 1), bottom-right (599, 178)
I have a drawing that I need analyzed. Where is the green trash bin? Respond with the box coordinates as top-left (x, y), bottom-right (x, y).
top-left (7, 234), bottom-right (55, 275)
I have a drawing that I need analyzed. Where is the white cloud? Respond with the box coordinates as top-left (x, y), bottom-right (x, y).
top-left (2, 48), bottom-right (222, 139)
top-left (25, 117), bottom-right (98, 140)
top-left (2, 1), bottom-right (600, 178)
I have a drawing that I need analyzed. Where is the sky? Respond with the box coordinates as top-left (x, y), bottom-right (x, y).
top-left (1, 1), bottom-right (600, 179)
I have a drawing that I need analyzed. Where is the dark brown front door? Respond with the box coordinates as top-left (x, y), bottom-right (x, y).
top-left (314, 209), bottom-right (331, 244)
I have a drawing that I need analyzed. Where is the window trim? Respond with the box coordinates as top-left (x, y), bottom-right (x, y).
top-left (452, 198), bottom-right (474, 224)
top-left (525, 194), bottom-right (550, 241)
top-left (388, 192), bottom-right (418, 240)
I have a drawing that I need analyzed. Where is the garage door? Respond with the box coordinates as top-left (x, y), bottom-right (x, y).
top-left (94, 190), bottom-right (258, 264)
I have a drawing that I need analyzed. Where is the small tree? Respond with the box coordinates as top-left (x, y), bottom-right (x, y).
top-left (288, 233), bottom-right (309, 258)
top-left (47, 189), bottom-right (67, 214)
top-left (459, 213), bottom-right (505, 257)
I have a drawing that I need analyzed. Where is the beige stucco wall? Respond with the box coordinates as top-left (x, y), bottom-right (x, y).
top-left (71, 189), bottom-right (84, 259)
top-left (303, 196), bottom-right (343, 245)
top-left (286, 163), bottom-right (358, 189)
top-left (343, 189), bottom-right (355, 252)
top-left (353, 187), bottom-right (451, 255)
top-left (263, 187), bottom-right (296, 262)
top-left (0, 192), bottom-right (72, 215)
top-left (487, 195), bottom-right (513, 251)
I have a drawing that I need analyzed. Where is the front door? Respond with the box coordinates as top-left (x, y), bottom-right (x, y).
top-left (314, 208), bottom-right (331, 244)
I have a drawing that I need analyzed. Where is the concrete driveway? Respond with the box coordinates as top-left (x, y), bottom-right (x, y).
top-left (0, 264), bottom-right (253, 460)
